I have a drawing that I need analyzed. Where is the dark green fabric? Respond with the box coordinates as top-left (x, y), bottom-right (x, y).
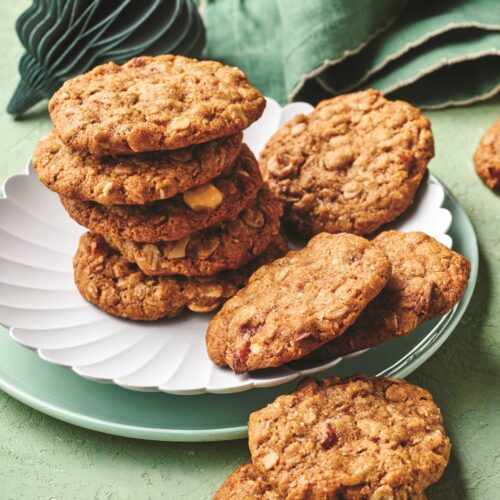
top-left (204, 0), bottom-right (500, 107)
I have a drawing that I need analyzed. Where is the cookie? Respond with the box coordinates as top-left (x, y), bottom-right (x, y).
top-left (74, 232), bottom-right (288, 321)
top-left (61, 145), bottom-right (263, 243)
top-left (49, 55), bottom-right (266, 155)
top-left (307, 231), bottom-right (471, 361)
top-left (473, 118), bottom-right (500, 190)
top-left (214, 464), bottom-right (278, 500)
top-left (206, 233), bottom-right (391, 372)
top-left (103, 186), bottom-right (282, 276)
top-left (260, 89), bottom-right (434, 237)
top-left (33, 131), bottom-right (242, 205)
top-left (248, 375), bottom-right (450, 499)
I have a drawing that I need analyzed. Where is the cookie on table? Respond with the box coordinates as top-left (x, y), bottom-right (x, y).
top-left (49, 55), bottom-right (266, 155)
top-left (248, 375), bottom-right (450, 499)
top-left (61, 145), bottom-right (263, 243)
top-left (307, 231), bottom-right (471, 361)
top-left (473, 118), bottom-right (500, 190)
top-left (74, 232), bottom-right (288, 321)
top-left (206, 233), bottom-right (391, 372)
top-left (260, 89), bottom-right (434, 237)
top-left (214, 464), bottom-right (278, 500)
top-left (103, 186), bottom-right (282, 277)
top-left (33, 131), bottom-right (242, 205)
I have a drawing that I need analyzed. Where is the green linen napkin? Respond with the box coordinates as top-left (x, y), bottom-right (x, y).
top-left (202, 0), bottom-right (500, 107)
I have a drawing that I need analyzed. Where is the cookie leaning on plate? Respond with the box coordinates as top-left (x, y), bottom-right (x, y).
top-left (103, 186), bottom-right (282, 276)
top-left (49, 55), bottom-right (266, 155)
top-left (206, 232), bottom-right (391, 372)
top-left (260, 89), bottom-right (434, 236)
top-left (307, 230), bottom-right (471, 361)
top-left (61, 145), bottom-right (263, 243)
top-left (248, 375), bottom-right (450, 499)
top-left (473, 118), bottom-right (500, 190)
top-left (75, 232), bottom-right (288, 321)
top-left (33, 131), bottom-right (243, 205)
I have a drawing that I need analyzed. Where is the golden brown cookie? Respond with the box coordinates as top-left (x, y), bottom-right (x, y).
top-left (214, 464), bottom-right (278, 500)
top-left (307, 231), bottom-right (471, 361)
top-left (61, 145), bottom-right (263, 243)
top-left (473, 118), bottom-right (500, 190)
top-left (49, 55), bottom-right (265, 155)
top-left (248, 375), bottom-right (450, 499)
top-left (103, 186), bottom-right (282, 276)
top-left (33, 131), bottom-right (242, 205)
top-left (206, 233), bottom-right (391, 372)
top-left (260, 89), bottom-right (434, 237)
top-left (74, 232), bottom-right (288, 321)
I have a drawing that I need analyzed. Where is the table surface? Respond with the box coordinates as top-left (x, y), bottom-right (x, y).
top-left (1, 2), bottom-right (499, 499)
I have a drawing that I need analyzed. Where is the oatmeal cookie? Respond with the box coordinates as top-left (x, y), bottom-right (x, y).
top-left (473, 118), bottom-right (500, 190)
top-left (49, 55), bottom-right (265, 155)
top-left (74, 232), bottom-right (287, 321)
top-left (307, 231), bottom-right (471, 361)
top-left (103, 186), bottom-right (282, 276)
top-left (33, 131), bottom-right (242, 204)
top-left (260, 89), bottom-right (434, 236)
top-left (206, 233), bottom-right (391, 372)
top-left (248, 375), bottom-right (450, 499)
top-left (61, 145), bottom-right (263, 243)
top-left (214, 464), bottom-right (278, 500)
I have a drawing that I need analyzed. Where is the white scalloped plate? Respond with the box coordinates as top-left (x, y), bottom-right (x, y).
top-left (0, 98), bottom-right (453, 395)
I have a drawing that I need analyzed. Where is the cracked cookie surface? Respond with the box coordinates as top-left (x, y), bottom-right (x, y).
top-left (307, 231), bottom-right (470, 361)
top-left (49, 55), bottom-right (265, 155)
top-left (103, 186), bottom-right (282, 276)
top-left (61, 145), bottom-right (262, 242)
top-left (74, 232), bottom-right (287, 321)
top-left (248, 375), bottom-right (450, 499)
top-left (206, 233), bottom-right (391, 372)
top-left (33, 131), bottom-right (242, 205)
top-left (473, 118), bottom-right (500, 190)
top-left (260, 89), bottom-right (434, 237)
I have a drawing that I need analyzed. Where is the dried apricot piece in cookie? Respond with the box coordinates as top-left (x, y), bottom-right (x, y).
top-left (206, 233), bottom-right (391, 372)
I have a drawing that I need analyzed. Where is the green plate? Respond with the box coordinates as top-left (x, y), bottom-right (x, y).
top-left (0, 181), bottom-right (478, 442)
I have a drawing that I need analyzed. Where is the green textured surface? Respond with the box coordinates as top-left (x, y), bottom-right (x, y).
top-left (1, 2), bottom-right (499, 499)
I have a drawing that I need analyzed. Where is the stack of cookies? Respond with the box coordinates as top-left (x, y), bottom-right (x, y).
top-left (215, 375), bottom-right (451, 499)
top-left (33, 55), bottom-right (287, 320)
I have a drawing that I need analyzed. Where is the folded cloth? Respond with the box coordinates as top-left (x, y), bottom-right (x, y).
top-left (202, 0), bottom-right (500, 107)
